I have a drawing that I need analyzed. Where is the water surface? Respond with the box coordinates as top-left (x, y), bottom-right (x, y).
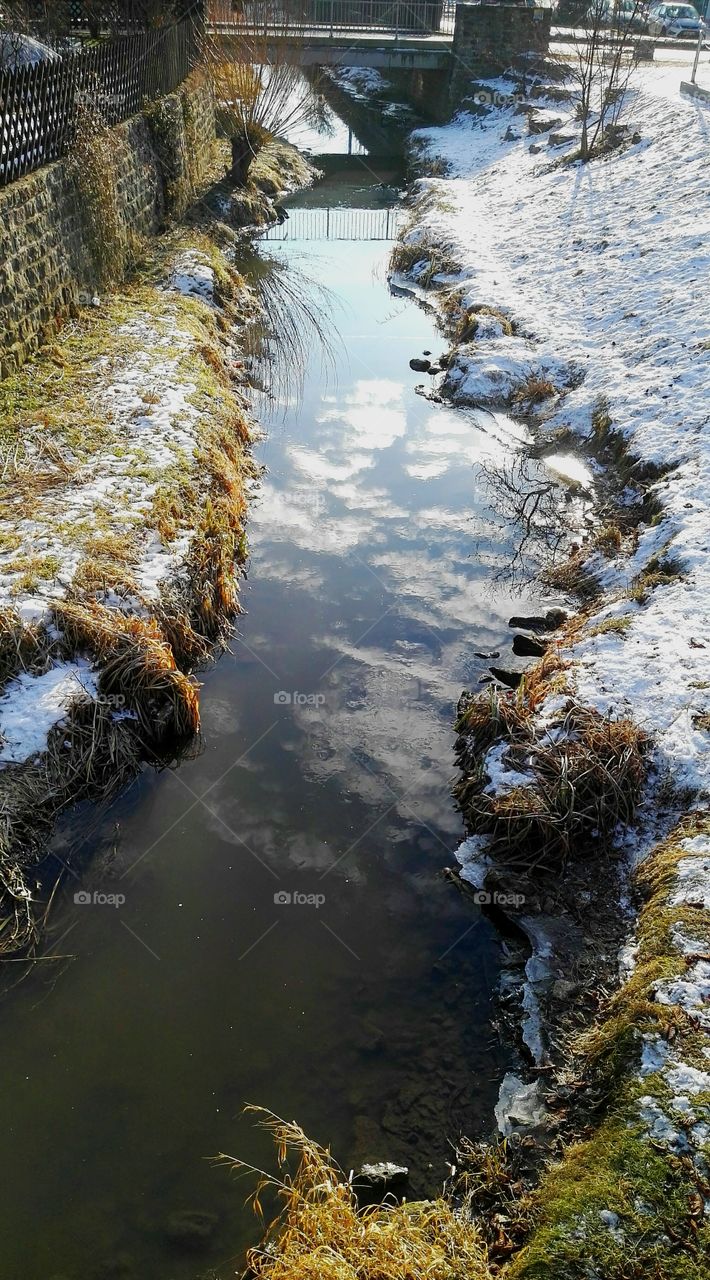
top-left (0, 166), bottom-right (542, 1280)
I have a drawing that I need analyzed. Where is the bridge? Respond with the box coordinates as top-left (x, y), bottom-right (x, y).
top-left (207, 0), bottom-right (456, 69)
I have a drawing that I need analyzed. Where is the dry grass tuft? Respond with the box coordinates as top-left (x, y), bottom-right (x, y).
top-left (452, 1135), bottom-right (536, 1261)
top-left (53, 600), bottom-right (199, 744)
top-left (0, 608), bottom-right (56, 688)
top-left (455, 658), bottom-right (649, 875)
top-left (221, 1108), bottom-right (489, 1280)
top-left (593, 523), bottom-right (623, 556)
top-left (511, 374), bottom-right (557, 406)
top-left (456, 304), bottom-right (515, 344)
top-left (542, 553), bottom-right (601, 603)
top-left (389, 237), bottom-right (462, 286)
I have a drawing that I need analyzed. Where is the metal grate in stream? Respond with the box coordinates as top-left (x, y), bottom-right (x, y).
top-left (262, 205), bottom-right (404, 241)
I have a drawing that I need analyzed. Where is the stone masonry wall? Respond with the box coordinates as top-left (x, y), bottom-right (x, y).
top-left (449, 4), bottom-right (552, 108)
top-left (0, 69), bottom-right (216, 378)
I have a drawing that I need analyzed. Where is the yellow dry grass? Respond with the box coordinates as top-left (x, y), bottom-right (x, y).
top-left (222, 1109), bottom-right (489, 1280)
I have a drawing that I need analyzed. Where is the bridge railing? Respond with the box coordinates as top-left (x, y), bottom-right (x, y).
top-left (208, 0), bottom-right (456, 35)
top-left (261, 205), bottom-right (405, 240)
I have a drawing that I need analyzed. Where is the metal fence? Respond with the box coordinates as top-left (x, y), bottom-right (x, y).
top-left (262, 205), bottom-right (404, 240)
top-left (65, 3), bottom-right (205, 32)
top-left (0, 18), bottom-right (199, 187)
top-left (209, 0), bottom-right (456, 35)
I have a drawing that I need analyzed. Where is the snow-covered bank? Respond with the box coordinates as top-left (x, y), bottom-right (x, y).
top-left (399, 68), bottom-right (709, 796)
top-left (0, 230), bottom-right (258, 951)
top-left (391, 55), bottom-right (710, 1277)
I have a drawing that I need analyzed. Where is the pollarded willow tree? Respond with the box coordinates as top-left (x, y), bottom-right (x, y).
top-left (201, 2), bottom-right (331, 185)
top-left (570, 0), bottom-right (644, 161)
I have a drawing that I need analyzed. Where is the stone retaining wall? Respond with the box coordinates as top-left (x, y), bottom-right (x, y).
top-left (0, 69), bottom-right (216, 378)
top-left (450, 4), bottom-right (552, 107)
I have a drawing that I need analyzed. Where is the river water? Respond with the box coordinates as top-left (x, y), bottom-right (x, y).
top-left (0, 136), bottom-right (544, 1279)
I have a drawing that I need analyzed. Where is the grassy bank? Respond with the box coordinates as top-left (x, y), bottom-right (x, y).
top-left (0, 225), bottom-right (259, 956)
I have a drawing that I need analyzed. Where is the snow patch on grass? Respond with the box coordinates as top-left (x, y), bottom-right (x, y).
top-left (0, 661), bottom-right (97, 764)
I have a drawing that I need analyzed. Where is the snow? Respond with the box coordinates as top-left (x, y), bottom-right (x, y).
top-left (170, 251), bottom-right (216, 304)
top-left (325, 66), bottom-right (391, 101)
top-left (404, 64), bottom-right (710, 799)
top-left (495, 1072), bottom-right (546, 1135)
top-left (671, 836), bottom-right (710, 910)
top-left (454, 834), bottom-right (492, 888)
top-left (398, 57), bottom-right (710, 1130)
top-left (482, 741), bottom-right (535, 795)
top-left (639, 1034), bottom-right (670, 1076)
top-left (0, 662), bottom-right (97, 764)
top-left (0, 250), bottom-right (237, 763)
top-left (518, 915), bottom-right (556, 1065)
top-left (655, 960), bottom-right (710, 1027)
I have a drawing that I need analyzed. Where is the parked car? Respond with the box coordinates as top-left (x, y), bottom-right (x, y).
top-left (0, 32), bottom-right (60, 69)
top-left (589, 0), bottom-right (649, 29)
top-left (646, 2), bottom-right (703, 35)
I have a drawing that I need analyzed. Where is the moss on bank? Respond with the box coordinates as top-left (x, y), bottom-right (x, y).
top-left (505, 813), bottom-right (710, 1280)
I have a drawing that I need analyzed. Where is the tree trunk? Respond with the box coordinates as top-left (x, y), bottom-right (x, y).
top-left (230, 136), bottom-right (253, 185)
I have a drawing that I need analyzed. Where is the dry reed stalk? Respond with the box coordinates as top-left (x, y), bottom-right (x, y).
top-left (220, 1108), bottom-right (489, 1280)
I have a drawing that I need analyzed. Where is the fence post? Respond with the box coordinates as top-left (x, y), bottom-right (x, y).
top-left (690, 25), bottom-right (702, 83)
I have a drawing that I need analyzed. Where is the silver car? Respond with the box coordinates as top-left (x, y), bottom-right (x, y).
top-left (646, 2), bottom-right (703, 35)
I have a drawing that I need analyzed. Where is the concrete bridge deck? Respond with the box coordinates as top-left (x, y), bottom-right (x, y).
top-left (209, 23), bottom-right (453, 67)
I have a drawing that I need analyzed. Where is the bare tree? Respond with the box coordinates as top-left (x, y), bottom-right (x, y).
top-left (201, 3), bottom-right (327, 185)
top-left (570, 0), bottom-right (643, 160)
top-left (475, 453), bottom-right (591, 586)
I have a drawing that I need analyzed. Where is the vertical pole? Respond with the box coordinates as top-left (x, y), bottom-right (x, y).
top-left (330, 0), bottom-right (335, 37)
top-left (690, 25), bottom-right (702, 83)
top-left (326, 206), bottom-right (331, 238)
top-left (348, 127), bottom-right (352, 153)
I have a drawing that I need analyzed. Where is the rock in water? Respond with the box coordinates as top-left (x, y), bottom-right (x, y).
top-left (508, 608), bottom-right (567, 632)
top-left (356, 1161), bottom-right (409, 1190)
top-left (490, 666), bottom-right (523, 689)
top-left (512, 634), bottom-right (548, 658)
top-left (165, 1209), bottom-right (218, 1251)
top-left (409, 357), bottom-right (431, 372)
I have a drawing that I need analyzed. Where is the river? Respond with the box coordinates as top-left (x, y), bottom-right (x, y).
top-left (0, 118), bottom-right (544, 1280)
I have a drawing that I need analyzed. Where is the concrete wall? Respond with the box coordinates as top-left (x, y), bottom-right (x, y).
top-left (449, 4), bottom-right (552, 107)
top-left (0, 69), bottom-right (216, 378)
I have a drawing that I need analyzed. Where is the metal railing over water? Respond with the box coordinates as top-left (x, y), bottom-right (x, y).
top-left (262, 205), bottom-right (404, 240)
top-left (209, 0), bottom-right (456, 36)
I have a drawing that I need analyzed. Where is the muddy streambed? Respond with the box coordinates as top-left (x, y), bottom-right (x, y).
top-left (0, 149), bottom-right (555, 1278)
